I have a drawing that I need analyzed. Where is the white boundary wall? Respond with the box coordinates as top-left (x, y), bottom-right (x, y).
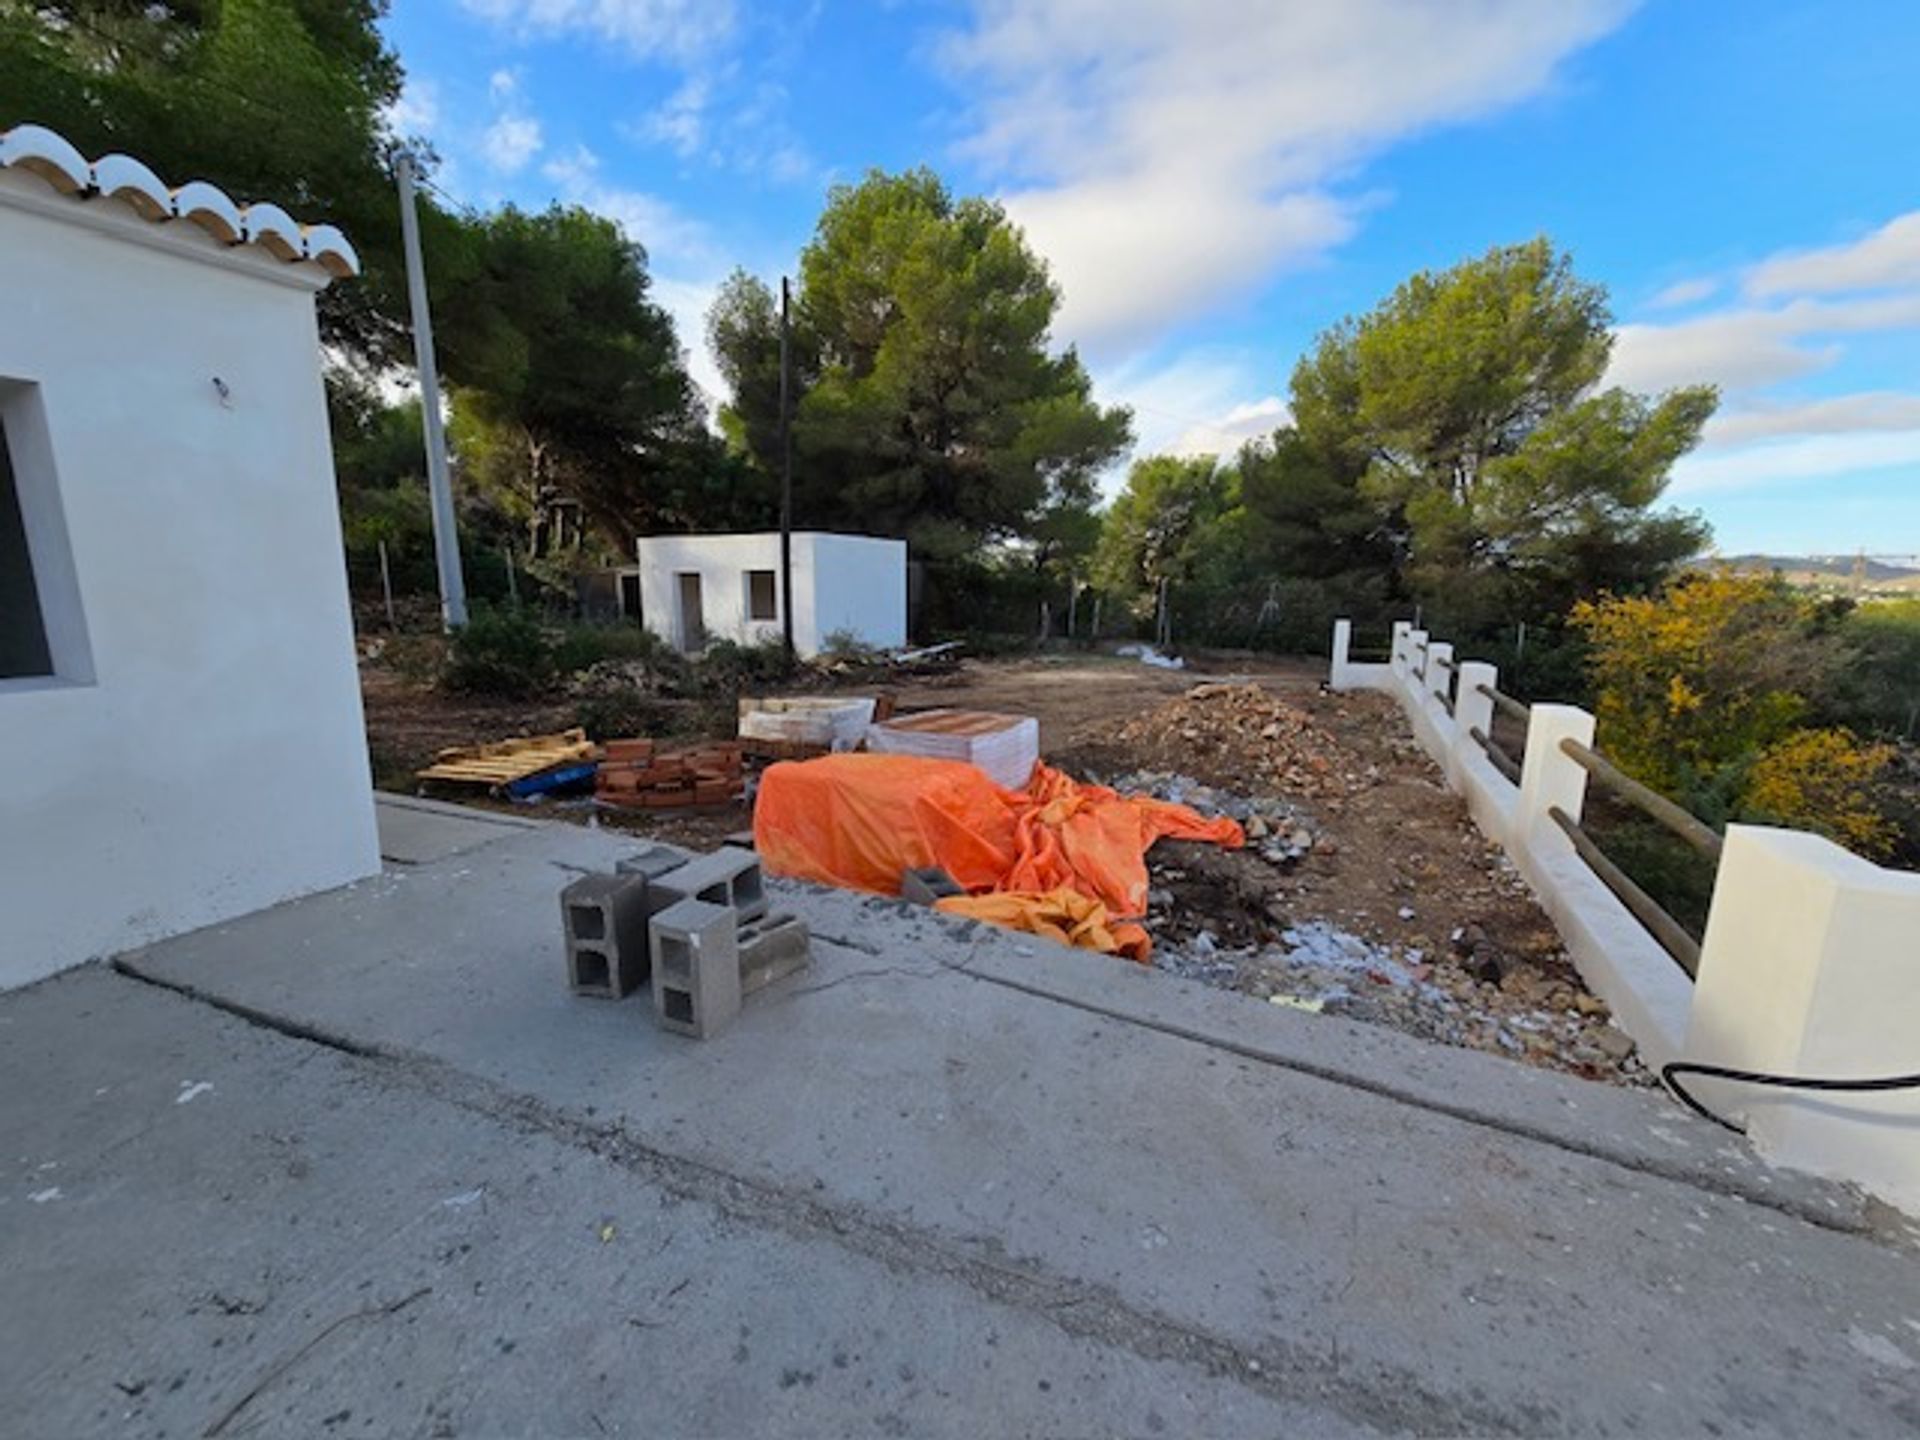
top-left (0, 170), bottom-right (380, 987)
top-left (1332, 617), bottom-right (1920, 1211)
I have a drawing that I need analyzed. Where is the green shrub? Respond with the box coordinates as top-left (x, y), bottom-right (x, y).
top-left (443, 605), bottom-right (556, 698)
top-left (693, 640), bottom-right (794, 696)
top-left (552, 622), bottom-right (676, 676)
top-left (573, 687), bottom-right (679, 741)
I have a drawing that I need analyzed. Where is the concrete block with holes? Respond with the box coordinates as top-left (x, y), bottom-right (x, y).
top-left (614, 843), bottom-right (687, 882)
top-left (648, 847), bottom-right (768, 922)
top-left (650, 898), bottom-right (742, 1039)
top-left (559, 872), bottom-right (655, 999)
top-left (738, 913), bottom-right (811, 995)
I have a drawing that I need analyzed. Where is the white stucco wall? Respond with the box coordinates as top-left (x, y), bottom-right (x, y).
top-left (0, 171), bottom-right (380, 988)
top-left (635, 532), bottom-right (906, 657)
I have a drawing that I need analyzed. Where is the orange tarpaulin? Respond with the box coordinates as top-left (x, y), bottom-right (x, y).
top-left (752, 754), bottom-right (1243, 956)
top-left (933, 887), bottom-right (1153, 962)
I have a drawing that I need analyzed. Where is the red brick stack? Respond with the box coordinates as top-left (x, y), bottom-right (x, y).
top-left (596, 739), bottom-right (745, 810)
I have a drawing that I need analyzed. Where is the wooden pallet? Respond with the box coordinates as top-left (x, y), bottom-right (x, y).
top-left (417, 728), bottom-right (597, 789)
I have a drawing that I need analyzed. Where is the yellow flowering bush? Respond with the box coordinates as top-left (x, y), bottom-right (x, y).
top-left (1573, 571), bottom-right (1894, 858)
top-left (1744, 728), bottom-right (1896, 858)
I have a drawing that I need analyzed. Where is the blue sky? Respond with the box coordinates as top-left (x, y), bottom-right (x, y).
top-left (382, 0), bottom-right (1920, 558)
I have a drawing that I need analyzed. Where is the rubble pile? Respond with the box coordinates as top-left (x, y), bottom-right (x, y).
top-left (1151, 921), bottom-right (1648, 1083)
top-left (1100, 683), bottom-right (1372, 801)
top-left (1111, 770), bottom-right (1320, 866)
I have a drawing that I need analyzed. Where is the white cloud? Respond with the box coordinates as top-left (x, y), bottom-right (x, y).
top-left (462, 0), bottom-right (735, 60)
top-left (1175, 397), bottom-right (1291, 458)
top-left (1670, 430), bottom-right (1920, 498)
top-left (1611, 217), bottom-right (1920, 520)
top-left (939, 0), bottom-right (1634, 350)
top-left (385, 77), bottom-right (440, 136)
top-left (1705, 393), bottom-right (1920, 448)
top-left (637, 76), bottom-right (710, 158)
top-left (1647, 276), bottom-right (1717, 310)
top-left (1746, 211), bottom-right (1920, 298)
top-left (482, 113), bottom-right (544, 175)
top-left (1607, 294), bottom-right (1920, 395)
top-left (542, 145), bottom-right (714, 266)
top-left (1092, 350), bottom-right (1287, 488)
top-left (489, 68), bottom-right (520, 102)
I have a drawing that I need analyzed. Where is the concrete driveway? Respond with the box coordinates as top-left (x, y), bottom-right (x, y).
top-left (4, 795), bottom-right (1918, 1436)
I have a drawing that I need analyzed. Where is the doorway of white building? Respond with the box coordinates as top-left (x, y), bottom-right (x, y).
top-left (676, 571), bottom-right (705, 650)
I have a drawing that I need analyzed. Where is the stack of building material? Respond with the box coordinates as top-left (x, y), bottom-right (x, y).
top-left (737, 696), bottom-right (878, 759)
top-left (865, 709), bottom-right (1040, 790)
top-left (417, 728), bottom-right (598, 796)
top-left (595, 739), bottom-right (744, 809)
top-left (559, 842), bottom-right (812, 1041)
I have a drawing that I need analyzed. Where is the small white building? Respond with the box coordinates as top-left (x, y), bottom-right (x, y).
top-left (0, 125), bottom-right (378, 988)
top-left (636, 531), bottom-right (907, 657)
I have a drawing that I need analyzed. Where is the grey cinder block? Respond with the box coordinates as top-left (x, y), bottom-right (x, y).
top-left (739, 913), bottom-right (811, 996)
top-left (615, 844), bottom-right (686, 880)
top-left (900, 866), bottom-right (964, 907)
top-left (561, 872), bottom-right (655, 998)
top-left (650, 847), bottom-right (767, 922)
top-left (650, 898), bottom-right (742, 1040)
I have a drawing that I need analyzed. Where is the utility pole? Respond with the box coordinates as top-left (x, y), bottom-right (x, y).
top-left (778, 275), bottom-right (795, 658)
top-left (394, 150), bottom-right (468, 630)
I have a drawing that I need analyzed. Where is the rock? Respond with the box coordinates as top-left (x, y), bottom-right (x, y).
top-left (1574, 993), bottom-right (1608, 1017)
top-left (1397, 906), bottom-right (1416, 921)
top-left (1594, 1027), bottom-right (1636, 1061)
top-left (1245, 815), bottom-right (1270, 840)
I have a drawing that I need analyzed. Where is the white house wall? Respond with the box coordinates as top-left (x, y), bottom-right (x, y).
top-left (636, 533), bottom-right (801, 652)
top-left (0, 180), bottom-right (380, 988)
top-left (635, 532), bottom-right (906, 657)
top-left (808, 534), bottom-right (907, 651)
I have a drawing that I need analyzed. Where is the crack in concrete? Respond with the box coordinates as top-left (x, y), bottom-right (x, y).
top-left (107, 957), bottom-right (1532, 1437)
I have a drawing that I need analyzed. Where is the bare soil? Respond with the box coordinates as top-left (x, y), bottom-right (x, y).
top-left (359, 645), bottom-right (1641, 1081)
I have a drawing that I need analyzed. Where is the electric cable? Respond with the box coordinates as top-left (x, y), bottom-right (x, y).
top-left (1661, 1060), bottom-right (1920, 1134)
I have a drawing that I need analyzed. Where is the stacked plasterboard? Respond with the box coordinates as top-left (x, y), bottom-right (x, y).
top-left (866, 709), bottom-right (1040, 790)
top-left (737, 696), bottom-right (877, 751)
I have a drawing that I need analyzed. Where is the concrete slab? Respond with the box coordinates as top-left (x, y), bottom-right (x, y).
top-left (102, 810), bottom-right (1920, 1434)
top-left (374, 792), bottom-right (536, 865)
top-left (1, 968), bottom-right (1340, 1438)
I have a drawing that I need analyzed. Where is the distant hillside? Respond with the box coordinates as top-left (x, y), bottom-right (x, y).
top-left (1711, 554), bottom-right (1920, 592)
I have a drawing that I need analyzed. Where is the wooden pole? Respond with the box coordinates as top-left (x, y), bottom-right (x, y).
top-left (377, 539), bottom-right (396, 632)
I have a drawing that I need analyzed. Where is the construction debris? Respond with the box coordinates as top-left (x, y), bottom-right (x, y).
top-left (1097, 684), bottom-right (1367, 801)
top-left (737, 696), bottom-right (878, 753)
top-left (595, 740), bottom-right (745, 810)
top-left (1109, 771), bottom-right (1320, 866)
top-left (866, 709), bottom-right (1040, 790)
top-left (1152, 919), bottom-right (1649, 1083)
top-left (417, 728), bottom-right (597, 795)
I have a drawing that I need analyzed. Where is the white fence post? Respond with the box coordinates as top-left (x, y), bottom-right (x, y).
top-left (1424, 641), bottom-right (1453, 705)
top-left (1688, 826), bottom-right (1920, 1210)
top-left (1405, 629), bottom-right (1429, 701)
top-left (1390, 620), bottom-right (1411, 676)
top-left (1514, 703), bottom-right (1595, 851)
top-left (1330, 618), bottom-right (1352, 688)
top-left (1455, 660), bottom-right (1497, 759)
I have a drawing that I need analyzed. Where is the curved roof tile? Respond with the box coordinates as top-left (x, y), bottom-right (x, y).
top-left (0, 122), bottom-right (359, 279)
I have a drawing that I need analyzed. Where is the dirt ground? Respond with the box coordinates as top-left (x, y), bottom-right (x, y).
top-left (361, 646), bottom-right (1645, 1083)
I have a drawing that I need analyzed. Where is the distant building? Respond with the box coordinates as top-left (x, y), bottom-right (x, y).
top-left (635, 532), bottom-right (907, 657)
top-left (0, 125), bottom-right (377, 987)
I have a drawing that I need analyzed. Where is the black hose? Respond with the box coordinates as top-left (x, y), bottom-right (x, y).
top-left (1661, 1060), bottom-right (1920, 1134)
